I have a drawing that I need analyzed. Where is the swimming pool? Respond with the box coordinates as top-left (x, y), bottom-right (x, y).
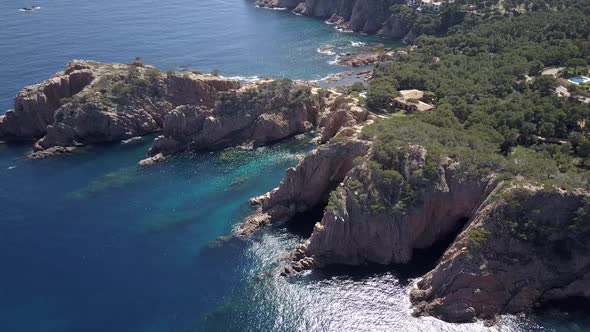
top-left (568, 76), bottom-right (590, 84)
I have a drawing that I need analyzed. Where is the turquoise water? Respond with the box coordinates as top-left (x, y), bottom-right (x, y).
top-left (1, 0), bottom-right (589, 331)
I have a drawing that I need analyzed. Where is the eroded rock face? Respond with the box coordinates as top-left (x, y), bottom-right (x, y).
top-left (2, 60), bottom-right (240, 158)
top-left (236, 139), bottom-right (370, 235)
top-left (318, 94), bottom-right (368, 143)
top-left (379, 11), bottom-right (414, 40)
top-left (411, 185), bottom-right (590, 322)
top-left (144, 80), bottom-right (320, 160)
top-left (256, 0), bottom-right (302, 8)
top-left (142, 84), bottom-right (371, 165)
top-left (256, 0), bottom-right (408, 37)
top-left (297, 146), bottom-right (496, 268)
top-left (272, 141), bottom-right (590, 322)
top-left (0, 63), bottom-right (95, 140)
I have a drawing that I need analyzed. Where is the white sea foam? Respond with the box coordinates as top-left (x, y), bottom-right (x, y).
top-left (335, 26), bottom-right (353, 33)
top-left (351, 41), bottom-right (366, 47)
top-left (18, 6), bottom-right (41, 12)
top-left (255, 5), bottom-right (288, 10)
top-left (328, 55), bottom-right (341, 65)
top-left (317, 48), bottom-right (336, 56)
top-left (223, 75), bottom-right (261, 83)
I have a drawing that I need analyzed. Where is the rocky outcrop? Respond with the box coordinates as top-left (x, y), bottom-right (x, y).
top-left (256, 0), bottom-right (416, 39)
top-left (1, 60), bottom-right (240, 158)
top-left (141, 80), bottom-right (320, 163)
top-left (236, 139), bottom-right (370, 235)
top-left (4, 61), bottom-right (372, 161)
top-left (337, 52), bottom-right (394, 67)
top-left (299, 149), bottom-right (496, 269)
top-left (411, 185), bottom-right (590, 322)
top-left (0, 64), bottom-right (95, 140)
top-left (274, 140), bottom-right (590, 322)
top-left (317, 94), bottom-right (368, 143)
top-left (141, 85), bottom-right (371, 165)
top-left (378, 10), bottom-right (415, 41)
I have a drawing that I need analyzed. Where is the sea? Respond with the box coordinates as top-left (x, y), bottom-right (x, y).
top-left (0, 0), bottom-right (588, 331)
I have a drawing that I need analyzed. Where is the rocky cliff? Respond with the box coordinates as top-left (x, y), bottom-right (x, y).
top-left (1, 60), bottom-right (240, 157)
top-left (140, 86), bottom-right (371, 165)
top-left (299, 146), bottom-right (497, 268)
top-left (256, 0), bottom-right (416, 40)
top-left (411, 185), bottom-right (590, 322)
top-left (240, 115), bottom-right (590, 322)
top-left (141, 79), bottom-right (320, 164)
top-left (0, 64), bottom-right (95, 140)
top-left (237, 138), bottom-right (370, 235)
top-left (3, 61), bottom-right (372, 162)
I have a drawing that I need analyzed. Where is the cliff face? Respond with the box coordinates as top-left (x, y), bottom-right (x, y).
top-left (4, 61), bottom-right (372, 161)
top-left (237, 139), bottom-right (370, 235)
top-left (1, 60), bottom-right (240, 157)
top-left (245, 137), bottom-right (590, 322)
top-left (302, 147), bottom-right (496, 268)
top-left (143, 80), bottom-right (320, 161)
top-left (411, 186), bottom-right (590, 322)
top-left (0, 64), bottom-right (95, 140)
top-left (379, 10), bottom-right (415, 40)
top-left (142, 86), bottom-right (371, 165)
top-left (256, 0), bottom-right (410, 37)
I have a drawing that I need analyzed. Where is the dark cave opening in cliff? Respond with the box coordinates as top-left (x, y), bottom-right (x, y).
top-left (535, 296), bottom-right (590, 317)
top-left (395, 216), bottom-right (471, 278)
top-left (284, 181), bottom-right (344, 238)
top-left (285, 204), bottom-right (327, 238)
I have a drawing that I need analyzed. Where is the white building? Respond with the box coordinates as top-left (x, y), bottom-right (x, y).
top-left (421, 0), bottom-right (443, 11)
top-left (408, 0), bottom-right (450, 12)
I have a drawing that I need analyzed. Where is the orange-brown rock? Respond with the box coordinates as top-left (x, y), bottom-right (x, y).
top-left (235, 139), bottom-right (370, 236)
top-left (3, 60), bottom-right (240, 158)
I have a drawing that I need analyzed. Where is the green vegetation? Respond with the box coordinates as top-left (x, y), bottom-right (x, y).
top-left (216, 79), bottom-right (314, 115)
top-left (467, 228), bottom-right (491, 249)
top-left (347, 178), bottom-right (364, 192)
top-left (326, 186), bottom-right (345, 212)
top-left (364, 0), bottom-right (590, 191)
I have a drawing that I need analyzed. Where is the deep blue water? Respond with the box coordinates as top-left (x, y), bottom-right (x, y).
top-left (0, 0), bottom-right (396, 111)
top-left (1, 0), bottom-right (589, 331)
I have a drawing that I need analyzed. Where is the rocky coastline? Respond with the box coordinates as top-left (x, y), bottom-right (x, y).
top-left (256, 0), bottom-right (417, 42)
top-left (0, 60), bottom-right (241, 158)
top-left (237, 119), bottom-right (590, 323)
top-left (1, 60), bottom-right (373, 163)
top-left (5, 59), bottom-right (590, 325)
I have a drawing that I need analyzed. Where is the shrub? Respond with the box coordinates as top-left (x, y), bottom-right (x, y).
top-left (468, 228), bottom-right (491, 249)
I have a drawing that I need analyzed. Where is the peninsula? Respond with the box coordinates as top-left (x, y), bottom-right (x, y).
top-left (2, 0), bottom-right (590, 326)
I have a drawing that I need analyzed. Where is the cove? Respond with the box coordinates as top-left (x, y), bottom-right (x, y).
top-left (1, 0), bottom-right (590, 331)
